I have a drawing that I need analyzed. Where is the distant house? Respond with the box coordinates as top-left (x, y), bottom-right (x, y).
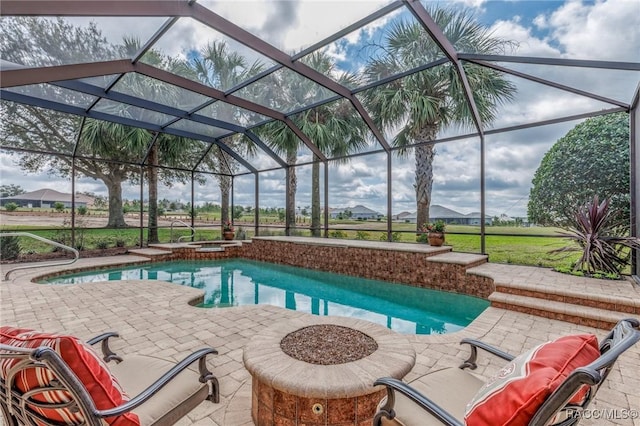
top-left (0, 188), bottom-right (94, 208)
top-left (392, 211), bottom-right (413, 221)
top-left (397, 205), bottom-right (493, 225)
top-left (329, 205), bottom-right (381, 220)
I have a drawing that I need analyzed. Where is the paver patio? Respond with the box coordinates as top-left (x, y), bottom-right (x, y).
top-left (1, 256), bottom-right (639, 426)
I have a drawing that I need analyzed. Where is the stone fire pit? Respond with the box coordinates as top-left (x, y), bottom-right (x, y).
top-left (243, 316), bottom-right (416, 425)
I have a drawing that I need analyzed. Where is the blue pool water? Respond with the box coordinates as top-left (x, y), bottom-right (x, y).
top-left (43, 259), bottom-right (488, 335)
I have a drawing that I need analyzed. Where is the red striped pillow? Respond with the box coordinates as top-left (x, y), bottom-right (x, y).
top-left (465, 334), bottom-right (600, 426)
top-left (0, 326), bottom-right (140, 426)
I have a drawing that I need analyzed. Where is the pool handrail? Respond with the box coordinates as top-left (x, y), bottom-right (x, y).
top-left (1, 232), bottom-right (79, 281)
top-left (170, 220), bottom-right (195, 242)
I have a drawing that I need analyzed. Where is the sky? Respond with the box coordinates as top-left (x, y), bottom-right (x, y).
top-left (1, 0), bottom-right (639, 219)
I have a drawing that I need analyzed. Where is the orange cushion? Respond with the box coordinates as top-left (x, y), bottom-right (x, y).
top-left (0, 326), bottom-right (140, 426)
top-left (464, 334), bottom-right (600, 426)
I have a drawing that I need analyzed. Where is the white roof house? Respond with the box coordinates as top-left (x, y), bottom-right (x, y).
top-left (397, 205), bottom-right (493, 225)
top-left (329, 205), bottom-right (382, 220)
top-left (0, 188), bottom-right (95, 208)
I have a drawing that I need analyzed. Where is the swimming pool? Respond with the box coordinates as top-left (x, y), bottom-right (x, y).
top-left (43, 259), bottom-right (488, 335)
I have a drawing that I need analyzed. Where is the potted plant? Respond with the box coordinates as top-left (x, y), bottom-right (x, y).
top-left (222, 221), bottom-right (235, 240)
top-left (425, 220), bottom-right (446, 246)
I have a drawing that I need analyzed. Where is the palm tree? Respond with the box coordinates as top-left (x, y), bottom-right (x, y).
top-left (363, 7), bottom-right (516, 229)
top-left (256, 122), bottom-right (299, 228)
top-left (188, 41), bottom-right (265, 225)
top-left (259, 52), bottom-right (369, 236)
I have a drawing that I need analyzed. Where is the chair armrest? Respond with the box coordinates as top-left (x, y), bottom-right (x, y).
top-left (459, 338), bottom-right (515, 370)
top-left (95, 347), bottom-right (219, 417)
top-left (373, 377), bottom-right (463, 426)
top-left (86, 331), bottom-right (123, 363)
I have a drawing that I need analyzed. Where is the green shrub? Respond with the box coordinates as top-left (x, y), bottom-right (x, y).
top-left (379, 232), bottom-right (401, 241)
top-left (0, 235), bottom-right (21, 260)
top-left (95, 239), bottom-right (109, 250)
top-left (114, 238), bottom-right (126, 248)
top-left (4, 202), bottom-right (18, 212)
top-left (329, 230), bottom-right (347, 239)
top-left (54, 202), bottom-right (65, 212)
top-left (77, 205), bottom-right (88, 215)
top-left (355, 231), bottom-right (369, 240)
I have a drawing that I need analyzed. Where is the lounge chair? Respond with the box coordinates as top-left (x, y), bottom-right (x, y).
top-left (0, 328), bottom-right (220, 426)
top-left (373, 318), bottom-right (640, 426)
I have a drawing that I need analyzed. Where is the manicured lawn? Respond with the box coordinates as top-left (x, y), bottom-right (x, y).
top-left (2, 219), bottom-right (579, 269)
top-left (320, 224), bottom-right (576, 268)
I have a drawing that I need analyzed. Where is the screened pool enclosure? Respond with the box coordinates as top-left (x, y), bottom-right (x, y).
top-left (0, 1), bottom-right (638, 276)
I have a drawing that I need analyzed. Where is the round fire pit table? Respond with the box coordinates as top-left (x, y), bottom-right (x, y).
top-left (243, 316), bottom-right (416, 425)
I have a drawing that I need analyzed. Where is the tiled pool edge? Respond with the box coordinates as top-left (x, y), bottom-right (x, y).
top-left (121, 237), bottom-right (493, 299)
top-left (18, 236), bottom-right (639, 330)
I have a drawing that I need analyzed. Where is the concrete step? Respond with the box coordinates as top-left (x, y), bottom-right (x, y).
top-left (147, 243), bottom-right (190, 250)
top-left (489, 291), bottom-right (632, 330)
top-left (127, 248), bottom-right (174, 257)
top-left (427, 252), bottom-right (488, 267)
top-left (494, 283), bottom-right (639, 316)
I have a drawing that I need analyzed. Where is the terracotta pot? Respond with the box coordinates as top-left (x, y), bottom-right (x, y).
top-left (223, 231), bottom-right (235, 241)
top-left (428, 232), bottom-right (445, 247)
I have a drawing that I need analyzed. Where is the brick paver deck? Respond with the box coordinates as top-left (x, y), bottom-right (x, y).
top-left (1, 256), bottom-right (638, 426)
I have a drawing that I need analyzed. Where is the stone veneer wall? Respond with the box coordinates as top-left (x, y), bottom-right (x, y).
top-left (252, 377), bottom-right (385, 426)
top-left (239, 239), bottom-right (494, 299)
top-left (54, 240), bottom-right (492, 300)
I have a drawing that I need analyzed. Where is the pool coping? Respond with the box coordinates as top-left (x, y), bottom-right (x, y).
top-left (26, 255), bottom-right (490, 337)
top-left (3, 254), bottom-right (500, 345)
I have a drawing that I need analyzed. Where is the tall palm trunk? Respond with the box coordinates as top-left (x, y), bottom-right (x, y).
top-left (414, 125), bottom-right (438, 230)
top-left (311, 155), bottom-right (321, 237)
top-left (216, 149), bottom-right (232, 226)
top-left (147, 143), bottom-right (159, 244)
top-left (220, 175), bottom-right (231, 224)
top-left (286, 150), bottom-right (297, 229)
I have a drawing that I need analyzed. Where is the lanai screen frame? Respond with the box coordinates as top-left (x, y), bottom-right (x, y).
top-left (0, 0), bottom-right (638, 278)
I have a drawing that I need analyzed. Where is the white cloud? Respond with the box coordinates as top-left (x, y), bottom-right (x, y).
top-left (489, 19), bottom-right (561, 57)
top-left (533, 14), bottom-right (548, 30)
top-left (547, 0), bottom-right (640, 60)
top-left (200, 0), bottom-right (395, 54)
top-left (451, 0), bottom-right (489, 10)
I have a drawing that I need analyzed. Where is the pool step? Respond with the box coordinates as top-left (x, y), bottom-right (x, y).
top-left (127, 248), bottom-right (174, 257)
top-left (494, 282), bottom-right (640, 315)
top-left (426, 252), bottom-right (488, 266)
top-left (148, 243), bottom-right (192, 250)
top-left (127, 241), bottom-right (248, 260)
top-left (489, 291), bottom-right (633, 330)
